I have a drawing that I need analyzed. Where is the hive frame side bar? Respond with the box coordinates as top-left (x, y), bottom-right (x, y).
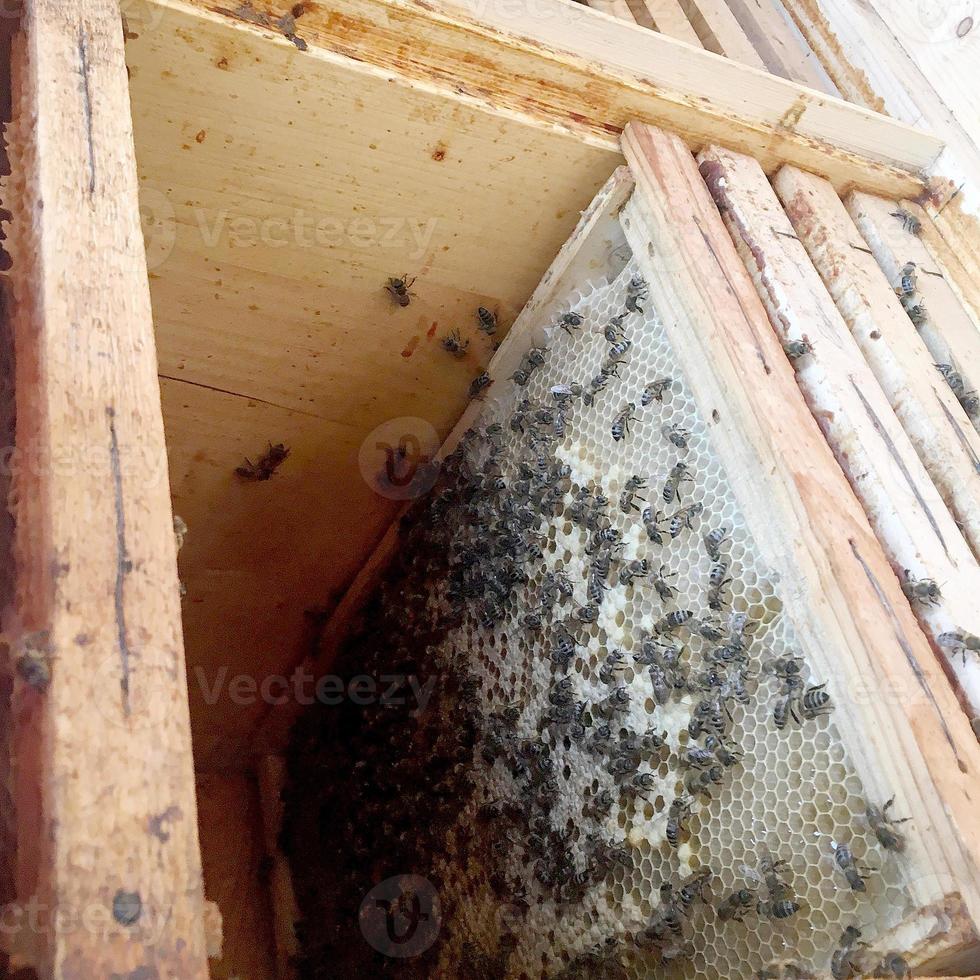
top-left (155, 0), bottom-right (940, 199)
top-left (620, 122), bottom-right (980, 938)
top-left (250, 167), bottom-right (636, 759)
top-left (0, 1), bottom-right (209, 975)
top-left (693, 144), bottom-right (980, 725)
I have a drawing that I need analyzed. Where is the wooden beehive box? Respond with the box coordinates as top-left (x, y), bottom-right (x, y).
top-left (0, 0), bottom-right (978, 977)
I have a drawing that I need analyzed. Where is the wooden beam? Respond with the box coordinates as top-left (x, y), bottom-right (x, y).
top-left (628, 0), bottom-right (703, 46)
top-left (586, 0), bottom-right (638, 23)
top-left (620, 122), bottom-right (980, 931)
top-left (773, 167), bottom-right (980, 567)
top-left (1, 1), bottom-right (208, 975)
top-left (676, 0), bottom-right (768, 67)
top-left (160, 0), bottom-right (942, 198)
top-left (846, 192), bottom-right (980, 437)
top-left (256, 757), bottom-right (301, 980)
top-left (697, 144), bottom-right (980, 725)
top-left (722, 0), bottom-right (839, 93)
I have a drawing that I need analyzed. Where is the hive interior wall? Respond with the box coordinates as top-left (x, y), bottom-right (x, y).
top-left (282, 242), bottom-right (927, 980)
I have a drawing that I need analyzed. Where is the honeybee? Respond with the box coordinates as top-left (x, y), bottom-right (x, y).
top-left (654, 610), bottom-right (694, 635)
top-left (557, 311), bottom-right (585, 333)
top-left (662, 424), bottom-right (689, 449)
top-left (783, 339), bottom-right (812, 360)
top-left (612, 403), bottom-right (639, 442)
top-left (895, 261), bottom-right (917, 297)
top-left (669, 501), bottom-right (703, 538)
top-left (666, 796), bottom-right (692, 848)
top-left (938, 628), bottom-right (980, 663)
top-left (441, 328), bottom-right (469, 357)
top-left (703, 526), bottom-right (730, 560)
top-left (619, 475), bottom-right (647, 513)
top-left (468, 372), bottom-right (493, 400)
top-left (599, 649), bottom-right (627, 685)
top-left (625, 273), bottom-right (649, 313)
top-left (476, 306), bottom-right (497, 334)
top-left (663, 461), bottom-right (693, 504)
top-left (385, 274), bottom-right (416, 306)
top-left (642, 506), bottom-right (666, 545)
top-left (833, 841), bottom-right (875, 892)
top-left (642, 378), bottom-right (673, 406)
top-left (876, 952), bottom-right (911, 978)
top-left (901, 568), bottom-right (942, 606)
top-left (903, 298), bottom-right (927, 326)
top-left (757, 898), bottom-right (800, 920)
top-left (865, 796), bottom-right (910, 852)
top-left (653, 564), bottom-right (678, 603)
top-left (236, 442), bottom-right (290, 481)
top-left (831, 925), bottom-right (868, 980)
top-left (717, 887), bottom-right (755, 922)
top-left (890, 209), bottom-right (921, 235)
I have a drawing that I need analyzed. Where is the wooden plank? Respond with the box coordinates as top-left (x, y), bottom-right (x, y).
top-left (0, 0), bottom-right (209, 975)
top-left (723, 0), bottom-right (839, 92)
top-left (586, 0), bottom-right (638, 22)
top-left (158, 0), bottom-right (942, 198)
top-left (697, 144), bottom-right (980, 726)
top-left (256, 757), bottom-right (301, 980)
top-left (846, 192), bottom-right (980, 437)
top-left (621, 122), bottom-right (980, 932)
top-left (773, 167), bottom-right (980, 568)
top-left (197, 773), bottom-right (276, 980)
top-left (252, 167), bottom-right (636, 757)
top-left (629, 0), bottom-right (703, 46)
top-left (676, 0), bottom-right (768, 67)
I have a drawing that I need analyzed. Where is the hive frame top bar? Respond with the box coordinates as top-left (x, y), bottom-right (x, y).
top-left (148, 0), bottom-right (942, 198)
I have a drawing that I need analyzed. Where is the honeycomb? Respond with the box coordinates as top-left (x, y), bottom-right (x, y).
top-left (283, 247), bottom-right (921, 980)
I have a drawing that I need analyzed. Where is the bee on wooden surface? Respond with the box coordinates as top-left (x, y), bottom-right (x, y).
top-left (476, 306), bottom-right (497, 334)
top-left (938, 628), bottom-right (980, 663)
top-left (783, 339), bottom-right (812, 360)
top-left (831, 925), bottom-right (869, 980)
top-left (833, 841), bottom-right (875, 892)
top-left (653, 564), bottom-right (678, 603)
top-left (654, 609), bottom-right (694, 635)
top-left (875, 952), bottom-right (911, 978)
top-left (642, 377), bottom-right (673, 406)
top-left (717, 887), bottom-right (756, 922)
top-left (469, 372), bottom-right (493, 400)
top-left (384, 273), bottom-right (416, 306)
top-left (557, 310), bottom-right (585, 334)
top-left (703, 525), bottom-right (730, 561)
top-left (901, 568), bottom-right (942, 607)
top-left (903, 298), bottom-right (927, 326)
top-left (890, 209), bottom-right (921, 235)
top-left (236, 442), bottom-right (290, 481)
top-left (642, 506), bottom-right (666, 545)
top-left (13, 631), bottom-right (52, 692)
top-left (619, 558), bottom-right (650, 588)
top-left (666, 796), bottom-right (692, 848)
top-left (619, 475), bottom-right (647, 513)
top-left (612, 402), bottom-right (638, 442)
top-left (895, 261), bottom-right (917, 298)
top-left (935, 362), bottom-right (965, 394)
top-left (960, 391), bottom-right (979, 416)
top-left (625, 272), bottom-right (649, 313)
top-left (866, 796), bottom-right (910, 852)
top-left (441, 328), bottom-right (469, 357)
top-left (662, 423), bottom-right (690, 449)
top-left (663, 461), bottom-right (693, 504)
top-left (669, 501), bottom-right (704, 538)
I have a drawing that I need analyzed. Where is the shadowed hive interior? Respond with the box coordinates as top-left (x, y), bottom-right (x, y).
top-left (281, 244), bottom-right (923, 979)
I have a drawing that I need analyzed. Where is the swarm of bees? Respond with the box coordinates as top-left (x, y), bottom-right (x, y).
top-left (282, 266), bottom-right (918, 979)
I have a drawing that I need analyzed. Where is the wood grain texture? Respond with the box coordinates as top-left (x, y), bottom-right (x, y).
top-left (846, 191), bottom-right (980, 440)
top-left (629, 0), bottom-right (703, 46)
top-left (156, 0), bottom-right (940, 196)
top-left (697, 144), bottom-right (980, 723)
top-left (1, 0), bottom-right (208, 974)
top-left (621, 123), bottom-right (980, 937)
top-left (676, 0), bottom-right (768, 67)
top-left (197, 773), bottom-right (276, 980)
top-left (774, 168), bottom-right (980, 567)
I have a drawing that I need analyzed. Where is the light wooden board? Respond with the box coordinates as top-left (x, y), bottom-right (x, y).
top-left (1, 0), bottom-right (208, 974)
top-left (677, 0), bottom-right (768, 67)
top-left (629, 0), bottom-right (704, 46)
top-left (696, 144), bottom-right (980, 724)
top-left (253, 167), bottom-right (636, 756)
top-left (723, 0), bottom-right (839, 92)
top-left (774, 168), bottom-right (980, 566)
top-left (123, 2), bottom-right (619, 766)
top-left (621, 122), bottom-right (980, 933)
top-left (157, 0), bottom-right (941, 197)
top-left (846, 192), bottom-right (980, 437)
top-left (587, 0), bottom-right (637, 22)
top-left (197, 772), bottom-right (276, 980)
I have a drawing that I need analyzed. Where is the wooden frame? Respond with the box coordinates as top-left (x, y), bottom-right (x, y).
top-left (1, 0), bottom-right (210, 975)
